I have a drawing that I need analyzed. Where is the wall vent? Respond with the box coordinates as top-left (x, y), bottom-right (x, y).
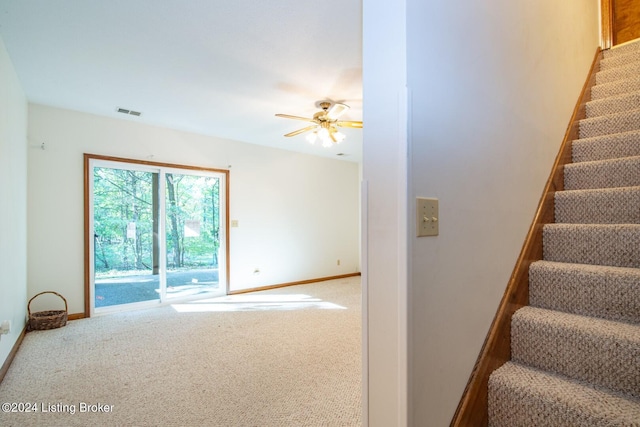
top-left (116, 107), bottom-right (142, 116)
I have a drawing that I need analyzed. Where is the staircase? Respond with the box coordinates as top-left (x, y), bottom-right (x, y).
top-left (488, 40), bottom-right (640, 426)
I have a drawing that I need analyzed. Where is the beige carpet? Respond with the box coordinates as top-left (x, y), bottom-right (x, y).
top-left (488, 39), bottom-right (640, 426)
top-left (0, 277), bottom-right (362, 427)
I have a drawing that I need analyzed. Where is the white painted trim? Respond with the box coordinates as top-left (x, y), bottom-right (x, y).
top-left (361, 179), bottom-right (369, 427)
top-left (397, 88), bottom-right (409, 427)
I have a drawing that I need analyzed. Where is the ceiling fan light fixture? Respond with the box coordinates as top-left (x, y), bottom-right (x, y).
top-left (334, 131), bottom-right (346, 143)
top-left (306, 132), bottom-right (318, 145)
top-left (317, 127), bottom-right (329, 140)
top-left (276, 101), bottom-right (362, 148)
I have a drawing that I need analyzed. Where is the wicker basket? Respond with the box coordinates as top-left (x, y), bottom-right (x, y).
top-left (28, 291), bottom-right (68, 331)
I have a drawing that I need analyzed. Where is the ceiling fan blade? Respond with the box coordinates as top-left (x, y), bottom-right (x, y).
top-left (275, 113), bottom-right (315, 123)
top-left (325, 103), bottom-right (350, 120)
top-left (336, 120), bottom-right (363, 129)
top-left (284, 125), bottom-right (318, 137)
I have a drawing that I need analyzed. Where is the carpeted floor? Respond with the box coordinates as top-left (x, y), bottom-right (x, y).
top-left (0, 277), bottom-right (362, 427)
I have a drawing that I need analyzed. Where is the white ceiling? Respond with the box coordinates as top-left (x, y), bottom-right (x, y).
top-left (0, 0), bottom-right (363, 162)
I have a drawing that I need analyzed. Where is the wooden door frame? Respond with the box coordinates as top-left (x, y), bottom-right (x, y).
top-left (602, 0), bottom-right (613, 49)
top-left (603, 0), bottom-right (640, 48)
top-left (83, 153), bottom-right (230, 317)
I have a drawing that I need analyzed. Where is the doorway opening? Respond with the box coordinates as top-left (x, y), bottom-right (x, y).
top-left (84, 154), bottom-right (229, 316)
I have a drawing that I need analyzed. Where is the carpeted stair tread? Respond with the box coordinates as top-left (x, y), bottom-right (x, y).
top-left (554, 186), bottom-right (640, 224)
top-left (591, 76), bottom-right (640, 100)
top-left (511, 306), bottom-right (640, 397)
top-left (543, 223), bottom-right (640, 268)
top-left (579, 109), bottom-right (640, 138)
top-left (564, 155), bottom-right (640, 190)
top-left (488, 362), bottom-right (640, 427)
top-left (603, 39), bottom-right (640, 58)
top-left (600, 49), bottom-right (640, 70)
top-left (529, 260), bottom-right (640, 324)
top-left (572, 129), bottom-right (640, 162)
top-left (596, 60), bottom-right (640, 85)
top-left (586, 90), bottom-right (640, 117)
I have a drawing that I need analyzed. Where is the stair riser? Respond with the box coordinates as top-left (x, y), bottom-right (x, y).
top-left (564, 157), bottom-right (640, 190)
top-left (603, 41), bottom-right (640, 58)
top-left (489, 362), bottom-right (640, 427)
top-left (555, 188), bottom-right (640, 224)
top-left (489, 391), bottom-right (622, 427)
top-left (511, 311), bottom-right (640, 398)
top-left (596, 61), bottom-right (640, 85)
top-left (572, 131), bottom-right (640, 162)
top-left (591, 77), bottom-right (640, 100)
top-left (600, 50), bottom-right (640, 70)
top-left (586, 92), bottom-right (640, 118)
top-left (529, 262), bottom-right (640, 324)
top-left (489, 392), bottom-right (579, 427)
top-left (579, 110), bottom-right (640, 139)
top-left (543, 225), bottom-right (640, 268)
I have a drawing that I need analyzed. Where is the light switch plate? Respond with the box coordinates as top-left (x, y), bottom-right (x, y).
top-left (0, 320), bottom-right (10, 335)
top-left (416, 197), bottom-right (439, 237)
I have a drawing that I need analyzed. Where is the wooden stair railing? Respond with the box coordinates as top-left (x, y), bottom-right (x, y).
top-left (450, 47), bottom-right (602, 427)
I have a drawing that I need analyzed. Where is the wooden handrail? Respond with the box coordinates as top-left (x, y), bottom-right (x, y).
top-left (449, 47), bottom-right (601, 427)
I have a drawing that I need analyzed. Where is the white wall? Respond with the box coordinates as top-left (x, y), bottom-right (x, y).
top-left (406, 1), bottom-right (600, 425)
top-left (0, 37), bottom-right (28, 367)
top-left (362, 0), bottom-right (408, 425)
top-left (27, 104), bottom-right (360, 315)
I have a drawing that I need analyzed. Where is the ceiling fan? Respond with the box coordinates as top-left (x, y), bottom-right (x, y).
top-left (275, 101), bottom-right (363, 147)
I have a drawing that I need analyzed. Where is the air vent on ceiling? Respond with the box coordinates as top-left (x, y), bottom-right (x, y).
top-left (116, 107), bottom-right (142, 116)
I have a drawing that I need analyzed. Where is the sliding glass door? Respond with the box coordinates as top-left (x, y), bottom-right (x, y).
top-left (92, 166), bottom-right (159, 307)
top-left (164, 172), bottom-right (223, 300)
top-left (87, 157), bottom-right (227, 314)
